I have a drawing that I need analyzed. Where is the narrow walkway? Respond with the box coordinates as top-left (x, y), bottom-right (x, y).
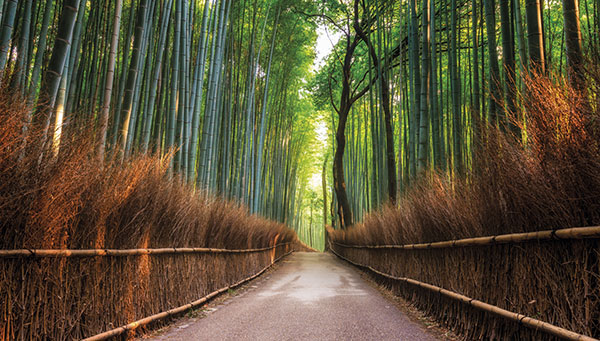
top-left (149, 252), bottom-right (439, 340)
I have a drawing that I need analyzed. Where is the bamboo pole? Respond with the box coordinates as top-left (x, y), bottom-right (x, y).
top-left (83, 249), bottom-right (293, 341)
top-left (0, 242), bottom-right (291, 258)
top-left (330, 246), bottom-right (597, 341)
top-left (333, 225), bottom-right (600, 250)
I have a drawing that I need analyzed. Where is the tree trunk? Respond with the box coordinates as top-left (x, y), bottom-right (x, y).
top-left (0, 0), bottom-right (17, 72)
top-left (484, 0), bottom-right (503, 127)
top-left (52, 56), bottom-right (70, 157)
top-left (418, 0), bottom-right (431, 172)
top-left (254, 6), bottom-right (280, 213)
top-left (430, 0), bottom-right (441, 171)
top-left (142, 0), bottom-right (174, 154)
top-left (186, 0), bottom-right (209, 181)
top-left (354, 9), bottom-right (397, 205)
top-left (514, 0), bottom-right (528, 77)
top-left (451, 0), bottom-right (463, 175)
top-left (119, 0), bottom-right (148, 159)
top-left (472, 0), bottom-right (481, 149)
top-left (14, 0), bottom-right (33, 89)
top-left (500, 0), bottom-right (519, 135)
top-left (97, 0), bottom-right (123, 161)
top-left (563, 0), bottom-right (585, 92)
top-left (35, 0), bottom-right (81, 144)
top-left (28, 0), bottom-right (54, 101)
top-left (333, 35), bottom-right (361, 229)
top-left (526, 0), bottom-right (545, 73)
top-left (408, 0), bottom-right (421, 179)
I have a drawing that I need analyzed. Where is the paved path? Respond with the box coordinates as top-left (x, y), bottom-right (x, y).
top-left (149, 252), bottom-right (439, 340)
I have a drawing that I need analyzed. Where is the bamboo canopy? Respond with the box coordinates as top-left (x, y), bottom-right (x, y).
top-left (330, 246), bottom-right (598, 341)
top-left (332, 225), bottom-right (600, 250)
top-left (0, 242), bottom-right (291, 258)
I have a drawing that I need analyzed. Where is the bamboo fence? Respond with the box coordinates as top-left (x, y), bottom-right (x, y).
top-left (332, 225), bottom-right (600, 250)
top-left (330, 246), bottom-right (597, 341)
top-left (83, 250), bottom-right (293, 341)
top-left (0, 242), bottom-right (296, 340)
top-left (0, 242), bottom-right (291, 258)
top-left (329, 225), bottom-right (600, 340)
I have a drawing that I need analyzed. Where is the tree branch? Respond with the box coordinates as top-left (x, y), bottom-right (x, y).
top-left (289, 7), bottom-right (349, 36)
top-left (328, 72), bottom-right (340, 115)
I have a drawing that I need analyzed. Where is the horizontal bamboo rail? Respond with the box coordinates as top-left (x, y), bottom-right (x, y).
top-left (83, 249), bottom-right (293, 341)
top-left (333, 225), bottom-right (600, 250)
top-left (0, 242), bottom-right (291, 258)
top-left (330, 245), bottom-right (597, 341)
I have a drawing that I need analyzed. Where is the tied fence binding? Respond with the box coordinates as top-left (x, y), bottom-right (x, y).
top-left (81, 247), bottom-right (293, 340)
top-left (0, 242), bottom-right (291, 258)
top-left (332, 225), bottom-right (600, 250)
top-left (330, 228), bottom-right (599, 341)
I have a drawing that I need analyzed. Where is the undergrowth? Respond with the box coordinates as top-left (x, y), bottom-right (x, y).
top-left (0, 85), bottom-right (301, 340)
top-left (329, 73), bottom-right (600, 339)
top-left (0, 86), bottom-right (295, 251)
top-left (331, 73), bottom-right (600, 245)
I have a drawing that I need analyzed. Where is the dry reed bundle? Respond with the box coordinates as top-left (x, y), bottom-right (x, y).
top-left (330, 243), bottom-right (597, 341)
top-left (328, 74), bottom-right (600, 339)
top-left (330, 232), bottom-right (599, 339)
top-left (1, 245), bottom-right (294, 339)
top-left (83, 249), bottom-right (293, 341)
top-left (0, 86), bottom-right (300, 340)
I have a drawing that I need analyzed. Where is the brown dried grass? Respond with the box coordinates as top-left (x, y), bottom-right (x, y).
top-left (0, 86), bottom-right (300, 340)
top-left (329, 74), bottom-right (600, 339)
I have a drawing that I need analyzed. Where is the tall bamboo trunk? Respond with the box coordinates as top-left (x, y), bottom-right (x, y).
top-left (14, 0), bottom-right (33, 89)
top-left (0, 0), bottom-right (17, 73)
top-left (27, 0), bottom-right (54, 101)
top-left (34, 0), bottom-right (81, 147)
top-left (525, 0), bottom-right (545, 73)
top-left (484, 0), bottom-right (503, 127)
top-left (418, 0), bottom-right (431, 172)
top-left (472, 0), bottom-right (482, 172)
top-left (450, 0), bottom-right (463, 175)
top-left (187, 0), bottom-right (210, 183)
top-left (97, 0), bottom-right (123, 161)
top-left (500, 0), bottom-right (519, 135)
top-left (408, 0), bottom-right (421, 179)
top-left (562, 0), bottom-right (585, 93)
top-left (254, 6), bottom-right (280, 213)
top-left (119, 0), bottom-right (148, 159)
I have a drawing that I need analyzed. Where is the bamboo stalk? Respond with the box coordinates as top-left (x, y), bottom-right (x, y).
top-left (0, 243), bottom-right (291, 258)
top-left (82, 250), bottom-right (293, 341)
top-left (330, 246), bottom-right (597, 341)
top-left (332, 225), bottom-right (600, 250)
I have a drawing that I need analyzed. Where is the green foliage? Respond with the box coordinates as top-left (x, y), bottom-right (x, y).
top-left (0, 0), bottom-right (597, 247)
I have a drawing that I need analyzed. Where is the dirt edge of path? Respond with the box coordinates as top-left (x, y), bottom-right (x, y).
top-left (137, 257), bottom-right (288, 339)
top-left (140, 252), bottom-right (461, 340)
top-left (347, 259), bottom-right (463, 341)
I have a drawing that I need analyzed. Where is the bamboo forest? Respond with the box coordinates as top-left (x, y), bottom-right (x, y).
top-left (1, 0), bottom-right (600, 339)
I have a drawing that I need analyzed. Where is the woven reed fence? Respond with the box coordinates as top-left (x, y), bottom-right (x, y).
top-left (0, 242), bottom-right (296, 340)
top-left (329, 226), bottom-right (600, 340)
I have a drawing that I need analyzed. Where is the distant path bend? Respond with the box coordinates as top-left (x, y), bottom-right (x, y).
top-left (150, 252), bottom-right (439, 340)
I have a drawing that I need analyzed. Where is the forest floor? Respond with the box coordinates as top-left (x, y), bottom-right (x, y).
top-left (142, 252), bottom-right (451, 340)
